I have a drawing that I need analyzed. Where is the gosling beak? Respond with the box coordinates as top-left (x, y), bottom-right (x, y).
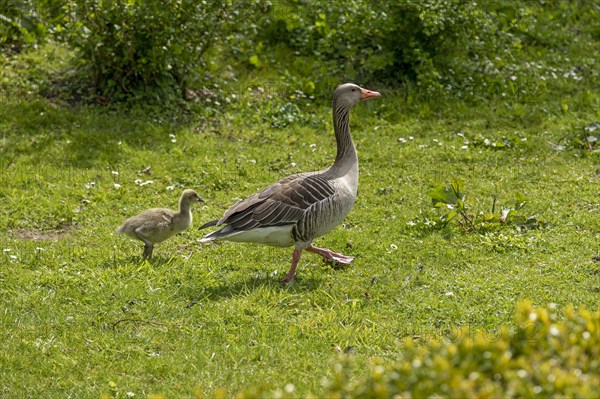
top-left (360, 88), bottom-right (381, 100)
top-left (198, 196), bottom-right (205, 203)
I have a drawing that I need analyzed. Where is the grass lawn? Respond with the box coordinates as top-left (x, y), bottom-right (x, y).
top-left (1, 49), bottom-right (599, 397)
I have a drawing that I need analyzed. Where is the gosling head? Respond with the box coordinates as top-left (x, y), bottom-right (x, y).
top-left (181, 189), bottom-right (204, 204)
top-left (333, 83), bottom-right (381, 108)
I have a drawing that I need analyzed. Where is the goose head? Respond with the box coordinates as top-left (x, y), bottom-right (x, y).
top-left (333, 83), bottom-right (381, 108)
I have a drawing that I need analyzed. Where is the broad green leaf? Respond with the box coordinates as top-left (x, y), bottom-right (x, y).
top-left (427, 183), bottom-right (458, 205)
top-left (304, 81), bottom-right (315, 94)
top-left (514, 192), bottom-right (529, 210)
top-left (481, 212), bottom-right (496, 222)
top-left (451, 178), bottom-right (465, 200)
top-left (507, 209), bottom-right (519, 219)
top-left (442, 211), bottom-right (458, 224)
top-left (249, 55), bottom-right (260, 66)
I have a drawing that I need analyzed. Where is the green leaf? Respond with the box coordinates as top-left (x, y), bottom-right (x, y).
top-left (443, 210), bottom-right (458, 223)
top-left (427, 183), bottom-right (459, 206)
top-left (303, 81), bottom-right (315, 94)
top-left (514, 192), bottom-right (529, 210)
top-left (450, 178), bottom-right (464, 200)
top-left (506, 209), bottom-right (519, 219)
top-left (249, 55), bottom-right (260, 67)
top-left (480, 212), bottom-right (496, 222)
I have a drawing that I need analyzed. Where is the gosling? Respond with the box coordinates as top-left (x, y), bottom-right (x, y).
top-left (116, 189), bottom-right (204, 259)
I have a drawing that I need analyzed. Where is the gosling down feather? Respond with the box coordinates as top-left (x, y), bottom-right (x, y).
top-left (199, 83), bottom-right (380, 283)
top-left (117, 189), bottom-right (204, 259)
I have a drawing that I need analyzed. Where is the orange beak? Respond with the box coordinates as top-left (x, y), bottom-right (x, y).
top-left (360, 88), bottom-right (381, 100)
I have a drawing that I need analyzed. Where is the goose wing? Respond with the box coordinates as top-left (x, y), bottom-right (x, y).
top-left (217, 172), bottom-right (336, 231)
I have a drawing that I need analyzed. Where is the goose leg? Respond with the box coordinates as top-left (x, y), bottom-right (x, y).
top-left (282, 247), bottom-right (303, 284)
top-left (307, 245), bottom-right (354, 265)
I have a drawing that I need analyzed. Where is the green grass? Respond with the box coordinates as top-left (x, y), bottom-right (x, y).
top-left (1, 48), bottom-right (599, 397)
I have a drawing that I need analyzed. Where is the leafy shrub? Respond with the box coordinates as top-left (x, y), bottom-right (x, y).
top-left (254, 1), bottom-right (502, 90)
top-left (322, 302), bottom-right (599, 398)
top-left (577, 122), bottom-right (600, 156)
top-left (0, 0), bottom-right (64, 50)
top-left (248, 0), bottom-right (599, 98)
top-left (5, 0), bottom-right (597, 104)
top-left (56, 0), bottom-right (268, 102)
top-left (428, 178), bottom-right (541, 229)
top-left (225, 302), bottom-right (599, 398)
top-left (407, 178), bottom-right (545, 232)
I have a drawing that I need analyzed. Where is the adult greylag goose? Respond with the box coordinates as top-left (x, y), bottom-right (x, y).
top-left (199, 83), bottom-right (380, 283)
top-left (117, 189), bottom-right (204, 259)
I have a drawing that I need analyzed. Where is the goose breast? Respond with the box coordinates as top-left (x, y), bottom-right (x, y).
top-left (292, 176), bottom-right (356, 244)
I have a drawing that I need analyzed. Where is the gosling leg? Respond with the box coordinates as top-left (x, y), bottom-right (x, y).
top-left (142, 243), bottom-right (154, 259)
top-left (134, 229), bottom-right (154, 259)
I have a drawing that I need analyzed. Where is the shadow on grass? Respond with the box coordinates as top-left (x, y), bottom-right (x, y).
top-left (181, 273), bottom-right (323, 304)
top-left (1, 99), bottom-right (185, 167)
top-left (100, 253), bottom-right (183, 268)
top-left (99, 252), bottom-right (323, 300)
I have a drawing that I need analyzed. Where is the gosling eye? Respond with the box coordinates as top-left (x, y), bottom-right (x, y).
top-left (351, 88), bottom-right (356, 92)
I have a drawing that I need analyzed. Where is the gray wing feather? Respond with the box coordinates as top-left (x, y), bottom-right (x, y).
top-left (215, 173), bottom-right (335, 231)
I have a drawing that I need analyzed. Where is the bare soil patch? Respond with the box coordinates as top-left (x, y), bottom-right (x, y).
top-left (12, 224), bottom-right (78, 241)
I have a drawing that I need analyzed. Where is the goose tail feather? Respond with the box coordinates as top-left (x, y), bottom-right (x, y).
top-left (198, 219), bottom-right (219, 230)
top-left (198, 225), bottom-right (237, 243)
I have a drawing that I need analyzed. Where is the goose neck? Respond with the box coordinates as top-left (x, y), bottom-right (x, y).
top-left (332, 103), bottom-right (356, 163)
